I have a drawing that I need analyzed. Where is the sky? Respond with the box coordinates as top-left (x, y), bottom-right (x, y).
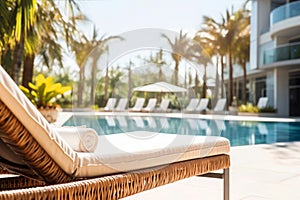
top-left (56, 0), bottom-right (249, 83)
top-left (78, 0), bottom-right (248, 37)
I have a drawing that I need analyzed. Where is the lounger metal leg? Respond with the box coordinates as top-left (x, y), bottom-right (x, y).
top-left (223, 168), bottom-right (229, 200)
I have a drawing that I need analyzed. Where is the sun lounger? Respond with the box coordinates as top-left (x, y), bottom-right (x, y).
top-left (113, 98), bottom-right (128, 112)
top-left (196, 98), bottom-right (209, 112)
top-left (184, 98), bottom-right (199, 112)
top-left (100, 98), bottom-right (117, 111)
top-left (142, 98), bottom-right (157, 112)
top-left (214, 98), bottom-right (227, 112)
top-left (0, 66), bottom-right (230, 200)
top-left (128, 98), bottom-right (145, 112)
top-left (155, 99), bottom-right (171, 112)
top-left (257, 97), bottom-right (268, 109)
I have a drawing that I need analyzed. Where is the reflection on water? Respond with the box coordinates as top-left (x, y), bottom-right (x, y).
top-left (63, 115), bottom-right (300, 147)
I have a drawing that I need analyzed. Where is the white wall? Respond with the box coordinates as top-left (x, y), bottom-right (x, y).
top-left (250, 0), bottom-right (272, 69)
top-left (274, 68), bottom-right (289, 116)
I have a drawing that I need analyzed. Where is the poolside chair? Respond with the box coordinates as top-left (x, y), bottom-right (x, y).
top-left (257, 97), bottom-right (268, 109)
top-left (113, 98), bottom-right (128, 112)
top-left (0, 66), bottom-right (230, 199)
top-left (213, 98), bottom-right (227, 112)
top-left (128, 98), bottom-right (145, 112)
top-left (100, 98), bottom-right (117, 111)
top-left (195, 98), bottom-right (209, 112)
top-left (155, 99), bottom-right (171, 112)
top-left (142, 98), bottom-right (157, 112)
top-left (184, 98), bottom-right (200, 112)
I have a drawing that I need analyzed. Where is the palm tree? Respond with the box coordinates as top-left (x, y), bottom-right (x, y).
top-left (233, 8), bottom-right (250, 104)
top-left (188, 42), bottom-right (211, 98)
top-left (195, 15), bottom-right (227, 100)
top-left (222, 8), bottom-right (250, 106)
top-left (143, 49), bottom-right (166, 81)
top-left (71, 27), bottom-right (121, 106)
top-left (196, 7), bottom-right (250, 106)
top-left (162, 30), bottom-right (191, 85)
top-left (0, 0), bottom-right (82, 87)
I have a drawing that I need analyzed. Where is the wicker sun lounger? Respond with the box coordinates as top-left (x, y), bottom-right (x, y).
top-left (0, 66), bottom-right (230, 200)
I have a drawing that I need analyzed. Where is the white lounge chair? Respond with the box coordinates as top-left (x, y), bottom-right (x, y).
top-left (129, 98), bottom-right (145, 112)
top-left (155, 99), bottom-right (170, 112)
top-left (142, 98), bottom-right (157, 112)
top-left (257, 97), bottom-right (268, 109)
top-left (184, 98), bottom-right (199, 112)
top-left (195, 98), bottom-right (209, 112)
top-left (100, 98), bottom-right (117, 111)
top-left (213, 98), bottom-right (227, 112)
top-left (114, 98), bottom-right (128, 112)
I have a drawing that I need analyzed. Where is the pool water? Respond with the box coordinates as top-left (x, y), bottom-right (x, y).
top-left (63, 115), bottom-right (300, 147)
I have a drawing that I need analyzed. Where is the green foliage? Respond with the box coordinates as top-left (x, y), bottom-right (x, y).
top-left (259, 106), bottom-right (277, 113)
top-left (238, 104), bottom-right (259, 113)
top-left (20, 74), bottom-right (71, 108)
top-left (239, 104), bottom-right (277, 113)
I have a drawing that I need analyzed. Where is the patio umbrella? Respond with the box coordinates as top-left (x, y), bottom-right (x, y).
top-left (133, 81), bottom-right (187, 93)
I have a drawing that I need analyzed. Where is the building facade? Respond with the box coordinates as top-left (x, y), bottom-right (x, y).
top-left (249, 0), bottom-right (300, 116)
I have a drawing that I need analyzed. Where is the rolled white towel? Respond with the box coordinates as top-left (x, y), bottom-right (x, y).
top-left (54, 127), bottom-right (99, 152)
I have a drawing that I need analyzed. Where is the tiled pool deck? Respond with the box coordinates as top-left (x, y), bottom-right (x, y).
top-left (57, 112), bottom-right (300, 200)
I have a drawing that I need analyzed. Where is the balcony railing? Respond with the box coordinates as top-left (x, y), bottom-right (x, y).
top-left (271, 1), bottom-right (300, 24)
top-left (263, 42), bottom-right (300, 65)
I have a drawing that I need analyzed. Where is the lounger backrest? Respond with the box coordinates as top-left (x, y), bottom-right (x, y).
top-left (213, 98), bottom-right (227, 111)
top-left (115, 98), bottom-right (128, 111)
top-left (185, 98), bottom-right (199, 111)
top-left (145, 98), bottom-right (157, 110)
top-left (257, 97), bottom-right (268, 109)
top-left (196, 98), bottom-right (209, 111)
top-left (0, 66), bottom-right (76, 182)
top-left (132, 98), bottom-right (145, 110)
top-left (105, 98), bottom-right (117, 110)
top-left (159, 99), bottom-right (170, 111)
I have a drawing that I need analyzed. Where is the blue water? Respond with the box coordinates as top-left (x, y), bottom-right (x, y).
top-left (63, 115), bottom-right (300, 147)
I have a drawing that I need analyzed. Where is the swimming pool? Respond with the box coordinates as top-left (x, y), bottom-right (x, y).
top-left (63, 115), bottom-right (300, 147)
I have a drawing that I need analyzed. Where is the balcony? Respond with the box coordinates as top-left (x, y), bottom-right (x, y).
top-left (271, 1), bottom-right (300, 25)
top-left (263, 42), bottom-right (300, 65)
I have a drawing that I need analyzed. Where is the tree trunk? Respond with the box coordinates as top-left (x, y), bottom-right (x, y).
top-left (228, 50), bottom-right (233, 106)
top-left (174, 59), bottom-right (179, 85)
top-left (201, 65), bottom-right (207, 98)
top-left (213, 57), bottom-right (220, 106)
top-left (22, 54), bottom-right (35, 88)
top-left (90, 61), bottom-right (97, 106)
top-left (128, 66), bottom-right (132, 101)
top-left (104, 66), bottom-right (109, 104)
top-left (242, 61), bottom-right (247, 104)
top-left (12, 38), bottom-right (24, 84)
top-left (77, 67), bottom-right (84, 107)
top-left (221, 55), bottom-right (225, 98)
top-left (194, 74), bottom-right (199, 97)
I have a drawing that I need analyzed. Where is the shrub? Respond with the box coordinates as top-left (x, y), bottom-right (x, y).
top-left (238, 104), bottom-right (259, 113)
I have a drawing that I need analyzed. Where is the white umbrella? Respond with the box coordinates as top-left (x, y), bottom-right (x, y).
top-left (133, 81), bottom-right (187, 93)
